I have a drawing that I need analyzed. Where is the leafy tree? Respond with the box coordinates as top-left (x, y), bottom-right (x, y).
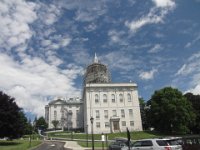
top-left (35, 116), bottom-right (48, 131)
top-left (184, 92), bottom-right (200, 134)
top-left (24, 119), bottom-right (33, 135)
top-left (0, 91), bottom-right (27, 138)
top-left (148, 87), bottom-right (196, 134)
top-left (51, 120), bottom-right (59, 130)
top-left (139, 98), bottom-right (150, 130)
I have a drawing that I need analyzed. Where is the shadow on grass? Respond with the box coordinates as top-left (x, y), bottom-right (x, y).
top-left (0, 141), bottom-right (20, 146)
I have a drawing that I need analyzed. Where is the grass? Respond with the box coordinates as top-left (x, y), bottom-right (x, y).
top-left (48, 131), bottom-right (165, 140)
top-left (0, 140), bottom-right (42, 150)
top-left (48, 131), bottom-right (167, 148)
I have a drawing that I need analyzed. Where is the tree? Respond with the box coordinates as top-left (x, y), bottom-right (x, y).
top-left (148, 87), bottom-right (196, 134)
top-left (35, 116), bottom-right (48, 132)
top-left (139, 98), bottom-right (150, 130)
top-left (184, 92), bottom-right (200, 133)
top-left (0, 91), bottom-right (27, 138)
top-left (51, 120), bottom-right (59, 130)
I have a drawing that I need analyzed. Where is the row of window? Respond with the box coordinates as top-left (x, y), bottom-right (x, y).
top-left (54, 105), bottom-right (80, 108)
top-left (96, 121), bottom-right (134, 128)
top-left (95, 93), bottom-right (132, 103)
top-left (54, 110), bottom-right (79, 120)
top-left (95, 109), bottom-right (133, 119)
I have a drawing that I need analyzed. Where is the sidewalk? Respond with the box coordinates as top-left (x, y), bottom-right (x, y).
top-left (64, 140), bottom-right (87, 150)
top-left (64, 141), bottom-right (104, 150)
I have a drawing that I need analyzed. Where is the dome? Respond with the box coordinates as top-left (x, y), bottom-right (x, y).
top-left (84, 53), bottom-right (111, 84)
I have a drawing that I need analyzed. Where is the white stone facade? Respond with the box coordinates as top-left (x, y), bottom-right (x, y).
top-left (45, 97), bottom-right (84, 130)
top-left (83, 83), bottom-right (143, 134)
top-left (45, 55), bottom-right (143, 133)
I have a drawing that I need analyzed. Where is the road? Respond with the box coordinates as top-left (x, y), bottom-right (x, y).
top-left (33, 141), bottom-right (68, 150)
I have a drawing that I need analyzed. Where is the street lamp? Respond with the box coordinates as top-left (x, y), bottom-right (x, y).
top-left (90, 117), bottom-right (94, 150)
top-left (86, 125), bottom-right (88, 147)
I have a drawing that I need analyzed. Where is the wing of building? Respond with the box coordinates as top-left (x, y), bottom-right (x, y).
top-left (45, 54), bottom-right (143, 133)
top-left (45, 97), bottom-right (83, 130)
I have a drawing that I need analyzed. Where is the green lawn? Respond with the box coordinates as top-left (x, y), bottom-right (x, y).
top-left (0, 140), bottom-right (42, 150)
top-left (48, 130), bottom-right (167, 148)
top-left (48, 131), bottom-right (164, 140)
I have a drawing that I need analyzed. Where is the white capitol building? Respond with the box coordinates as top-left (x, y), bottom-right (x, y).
top-left (45, 54), bottom-right (143, 134)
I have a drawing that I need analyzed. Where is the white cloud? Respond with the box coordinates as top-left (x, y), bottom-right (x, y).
top-left (175, 52), bottom-right (200, 76)
top-left (152, 0), bottom-right (175, 8)
top-left (139, 69), bottom-right (157, 80)
top-left (175, 51), bottom-right (200, 95)
top-left (103, 51), bottom-right (139, 72)
top-left (148, 44), bottom-right (163, 53)
top-left (125, 0), bottom-right (175, 33)
top-left (108, 30), bottom-right (126, 44)
top-left (0, 0), bottom-right (37, 51)
top-left (37, 3), bottom-right (60, 25)
top-left (0, 53), bottom-right (83, 117)
top-left (185, 34), bottom-right (200, 48)
top-left (185, 85), bottom-right (200, 95)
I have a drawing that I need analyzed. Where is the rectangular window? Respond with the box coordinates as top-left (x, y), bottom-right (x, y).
top-left (76, 120), bottom-right (79, 127)
top-left (96, 122), bottom-right (100, 128)
top-left (105, 122), bottom-right (110, 128)
top-left (112, 110), bottom-right (117, 117)
top-left (68, 122), bottom-right (72, 128)
top-left (68, 110), bottom-right (72, 116)
top-left (119, 94), bottom-right (123, 103)
top-left (111, 94), bottom-right (115, 103)
top-left (54, 111), bottom-right (57, 120)
top-left (95, 94), bottom-right (99, 103)
top-left (96, 110), bottom-right (100, 119)
top-left (76, 110), bottom-right (79, 117)
top-left (103, 94), bottom-right (107, 103)
top-left (121, 109), bottom-right (125, 118)
top-left (104, 110), bottom-right (108, 119)
top-left (122, 121), bottom-right (126, 126)
top-left (129, 109), bottom-right (133, 117)
top-left (130, 121), bottom-right (134, 126)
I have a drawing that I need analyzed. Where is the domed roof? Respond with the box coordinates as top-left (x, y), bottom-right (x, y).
top-left (84, 53), bottom-right (111, 84)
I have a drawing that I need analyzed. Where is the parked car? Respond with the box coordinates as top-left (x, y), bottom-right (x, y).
top-left (109, 138), bottom-right (130, 150)
top-left (130, 138), bottom-right (182, 150)
top-left (164, 138), bottom-right (183, 150)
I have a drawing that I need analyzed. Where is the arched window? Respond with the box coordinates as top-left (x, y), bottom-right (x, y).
top-left (119, 94), bottom-right (123, 102)
top-left (127, 93), bottom-right (132, 102)
top-left (111, 94), bottom-right (115, 103)
top-left (54, 111), bottom-right (57, 120)
top-left (103, 94), bottom-right (107, 103)
top-left (95, 94), bottom-right (99, 103)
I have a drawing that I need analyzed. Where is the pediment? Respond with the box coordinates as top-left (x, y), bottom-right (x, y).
top-left (49, 99), bottom-right (66, 105)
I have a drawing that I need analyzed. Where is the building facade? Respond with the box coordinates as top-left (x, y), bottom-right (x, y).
top-left (45, 97), bottom-right (84, 130)
top-left (45, 54), bottom-right (142, 133)
top-left (83, 83), bottom-right (142, 134)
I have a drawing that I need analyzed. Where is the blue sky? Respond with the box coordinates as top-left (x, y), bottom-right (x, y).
top-left (0, 0), bottom-right (200, 117)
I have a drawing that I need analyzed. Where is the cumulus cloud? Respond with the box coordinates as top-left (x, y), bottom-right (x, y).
top-left (0, 0), bottom-right (37, 51)
top-left (125, 0), bottom-right (175, 33)
top-left (139, 69), bottom-right (157, 80)
top-left (0, 53), bottom-right (83, 116)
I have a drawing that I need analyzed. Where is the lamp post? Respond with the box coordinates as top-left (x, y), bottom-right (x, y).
top-left (86, 125), bottom-right (88, 147)
top-left (90, 117), bottom-right (94, 150)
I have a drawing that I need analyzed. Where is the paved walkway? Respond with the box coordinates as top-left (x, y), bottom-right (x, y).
top-left (64, 140), bottom-right (107, 150)
top-left (64, 141), bottom-right (87, 150)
